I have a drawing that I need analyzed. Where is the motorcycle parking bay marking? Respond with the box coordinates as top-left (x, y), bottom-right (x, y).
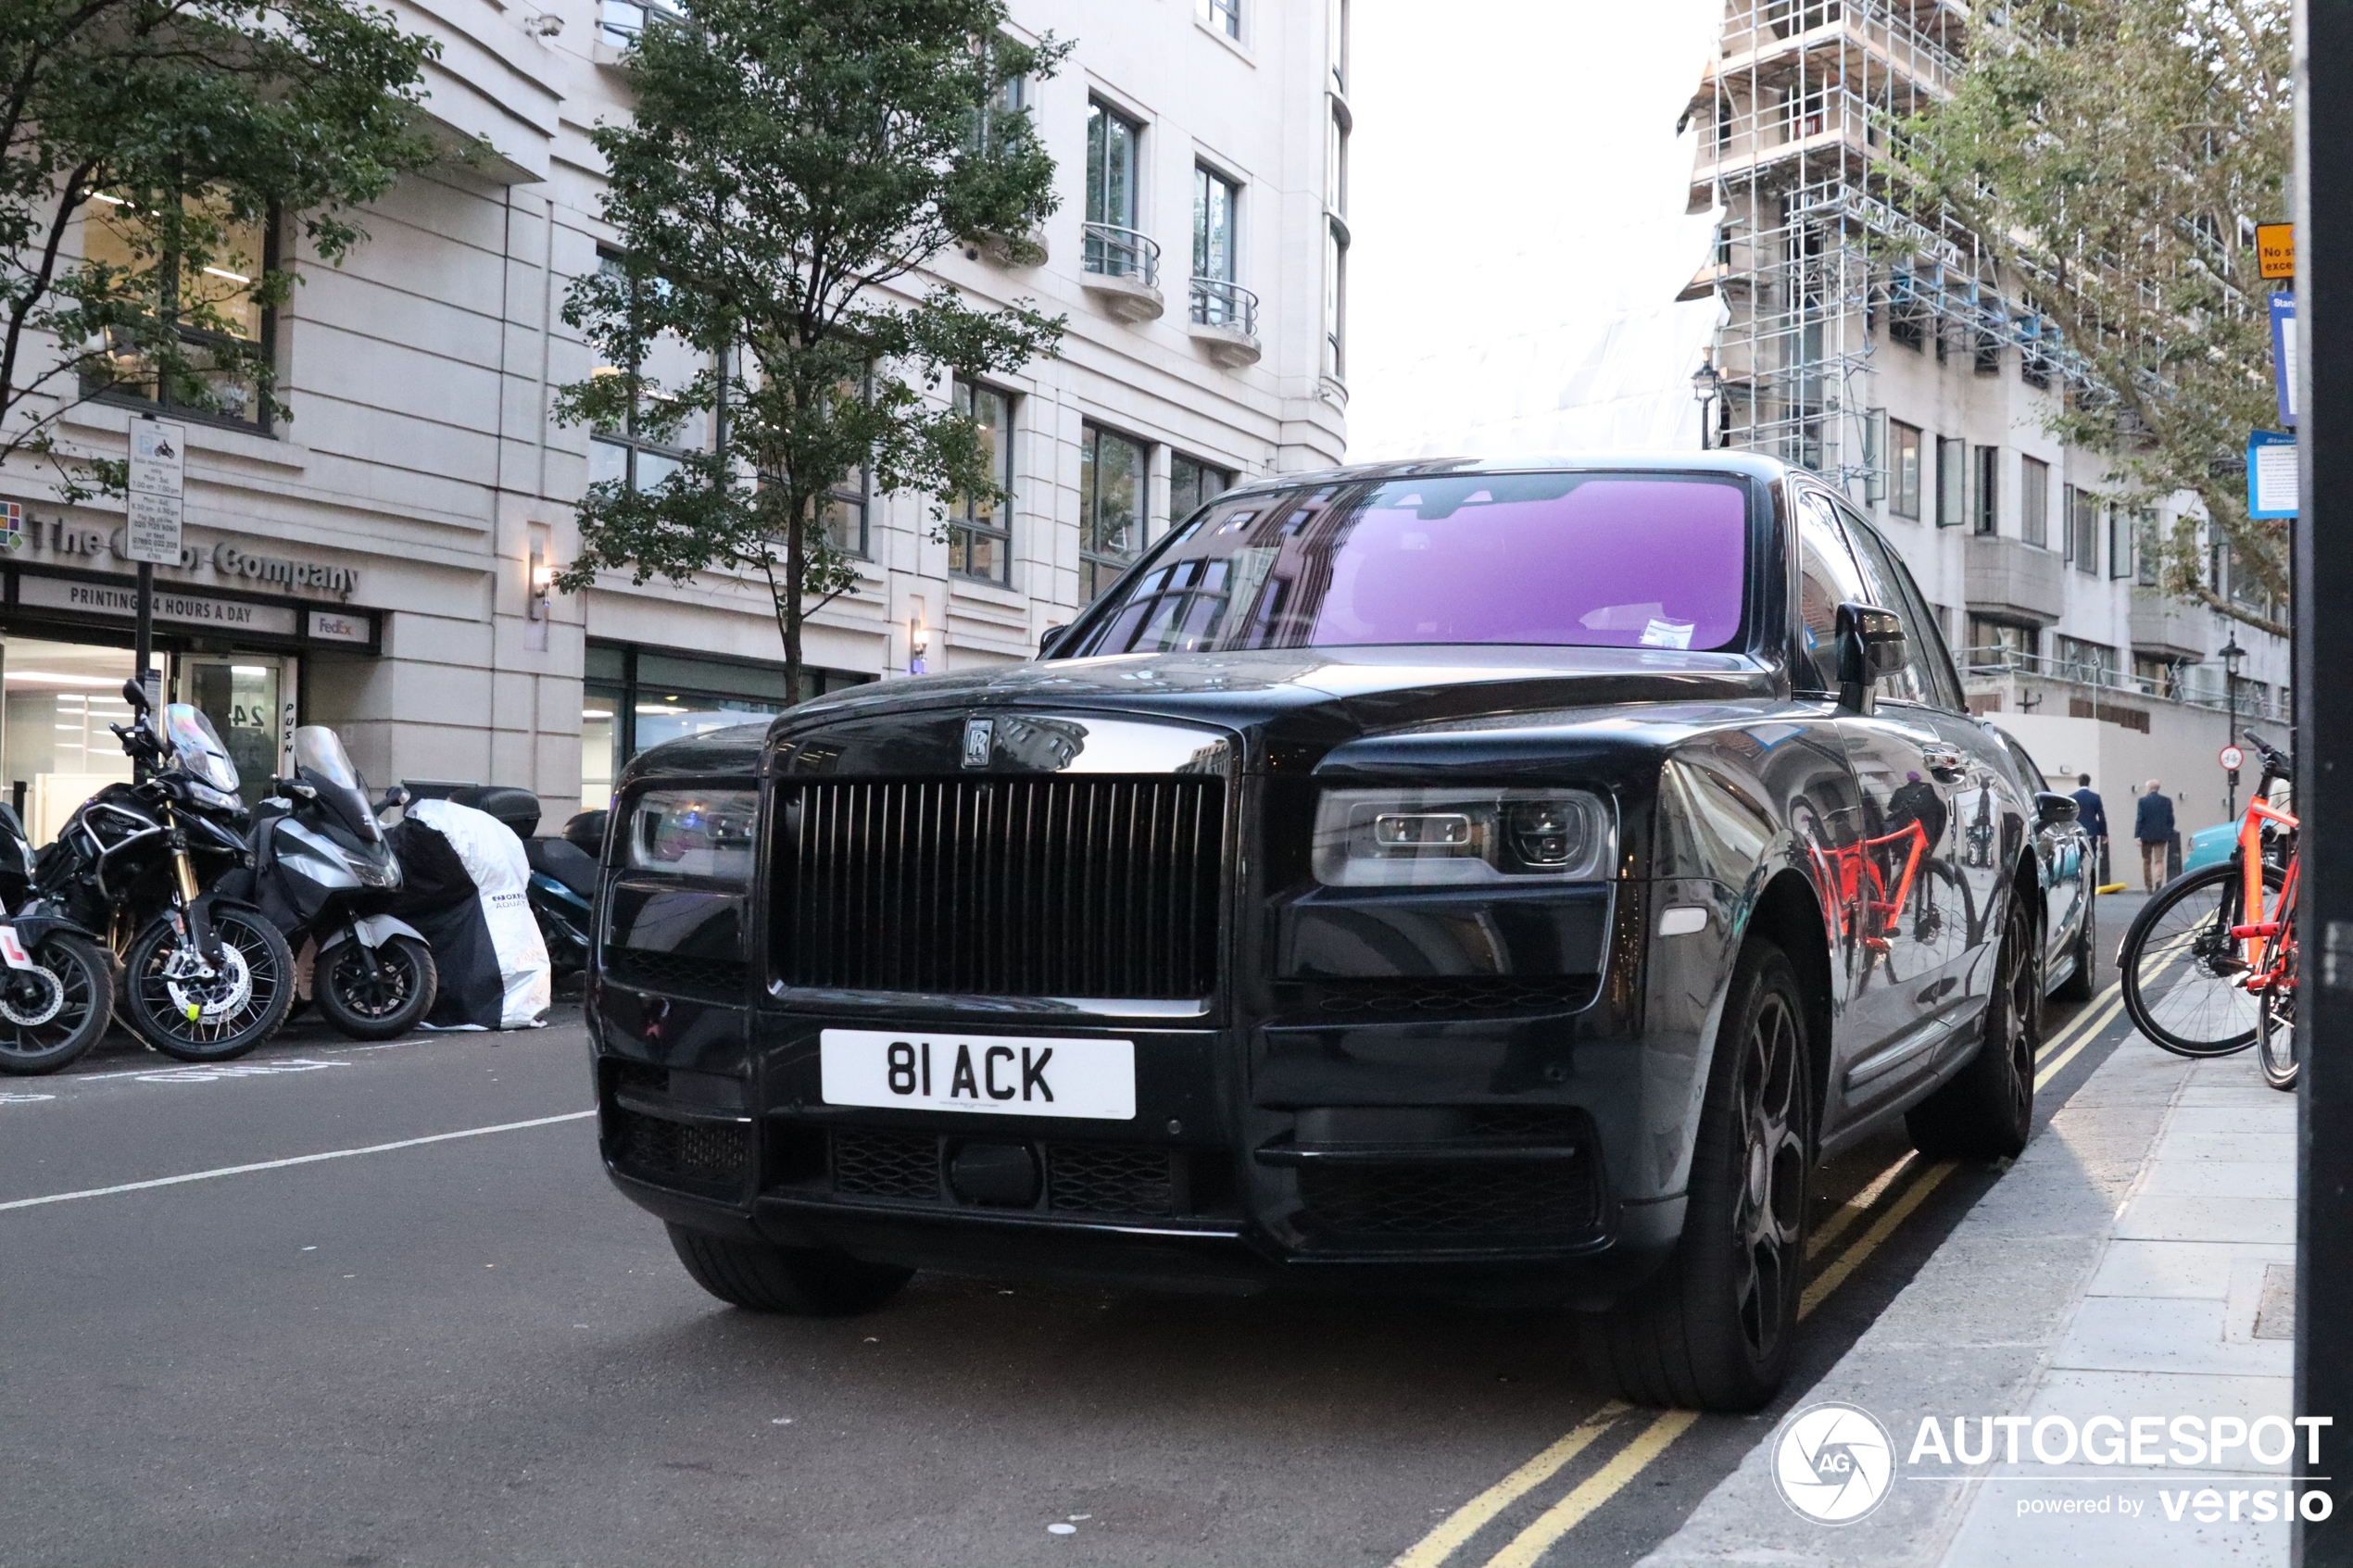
top-left (132, 1058), bottom-right (349, 1085)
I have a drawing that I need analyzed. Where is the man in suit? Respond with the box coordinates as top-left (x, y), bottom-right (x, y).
top-left (2134, 780), bottom-right (2176, 892)
top-left (2071, 773), bottom-right (2109, 885)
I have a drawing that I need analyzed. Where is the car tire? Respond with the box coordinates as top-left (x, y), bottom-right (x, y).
top-left (1906, 893), bottom-right (2038, 1160)
top-left (2051, 897), bottom-right (2096, 1003)
top-left (667, 1224), bottom-right (912, 1316)
top-left (1581, 939), bottom-right (1812, 1413)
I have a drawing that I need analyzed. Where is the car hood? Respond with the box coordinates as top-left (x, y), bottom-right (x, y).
top-left (769, 646), bottom-right (1785, 773)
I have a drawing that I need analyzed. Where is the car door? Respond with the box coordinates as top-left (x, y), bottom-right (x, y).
top-left (1835, 506), bottom-right (2011, 1022)
top-left (1797, 491), bottom-right (1966, 1110)
top-left (2000, 730), bottom-right (2088, 983)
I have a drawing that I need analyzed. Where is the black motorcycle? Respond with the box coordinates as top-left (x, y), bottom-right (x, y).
top-left (30, 681), bottom-right (295, 1062)
top-left (245, 726), bottom-right (437, 1041)
top-left (0, 802), bottom-right (118, 1075)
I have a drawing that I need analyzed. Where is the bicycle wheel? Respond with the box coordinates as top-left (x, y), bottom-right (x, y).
top-left (2257, 882), bottom-right (2297, 1092)
top-left (2119, 861), bottom-right (2277, 1056)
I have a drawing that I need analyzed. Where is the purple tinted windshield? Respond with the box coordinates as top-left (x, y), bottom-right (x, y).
top-left (1075, 472), bottom-right (1750, 657)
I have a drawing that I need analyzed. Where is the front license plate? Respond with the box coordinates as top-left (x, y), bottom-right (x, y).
top-left (819, 1029), bottom-right (1136, 1121)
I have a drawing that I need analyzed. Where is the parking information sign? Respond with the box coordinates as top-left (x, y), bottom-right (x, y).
top-left (125, 418), bottom-right (184, 566)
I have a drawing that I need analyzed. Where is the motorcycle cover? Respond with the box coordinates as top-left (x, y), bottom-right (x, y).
top-left (385, 799), bottom-right (550, 1029)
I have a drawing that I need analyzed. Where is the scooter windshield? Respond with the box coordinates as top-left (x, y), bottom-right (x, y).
top-left (291, 725), bottom-right (380, 842)
top-left (163, 704), bottom-right (240, 794)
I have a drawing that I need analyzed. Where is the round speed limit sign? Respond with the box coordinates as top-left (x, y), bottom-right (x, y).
top-left (2220, 744), bottom-right (2246, 771)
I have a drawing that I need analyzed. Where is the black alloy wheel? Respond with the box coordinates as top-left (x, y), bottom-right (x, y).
top-left (1906, 893), bottom-right (2038, 1160)
top-left (123, 908), bottom-right (295, 1063)
top-left (1583, 938), bottom-right (1813, 1412)
top-left (0, 935), bottom-right (116, 1075)
top-left (315, 935), bottom-right (437, 1042)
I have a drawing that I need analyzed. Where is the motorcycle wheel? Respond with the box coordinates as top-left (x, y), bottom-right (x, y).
top-left (0, 935), bottom-right (116, 1076)
top-left (123, 908), bottom-right (295, 1063)
top-left (314, 935), bottom-right (436, 1042)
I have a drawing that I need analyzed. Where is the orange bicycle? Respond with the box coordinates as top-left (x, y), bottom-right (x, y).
top-left (2116, 730), bottom-right (2296, 1090)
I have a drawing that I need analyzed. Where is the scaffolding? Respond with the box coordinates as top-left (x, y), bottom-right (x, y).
top-left (1690, 0), bottom-right (2095, 489)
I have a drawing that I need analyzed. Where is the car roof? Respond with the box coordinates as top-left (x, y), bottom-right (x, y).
top-left (1214, 451), bottom-right (1793, 501)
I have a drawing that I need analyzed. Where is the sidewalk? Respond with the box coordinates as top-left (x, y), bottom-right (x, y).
top-left (1638, 1030), bottom-right (2300, 1568)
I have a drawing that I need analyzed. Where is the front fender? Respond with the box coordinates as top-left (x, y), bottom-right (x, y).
top-left (321, 913), bottom-right (429, 951)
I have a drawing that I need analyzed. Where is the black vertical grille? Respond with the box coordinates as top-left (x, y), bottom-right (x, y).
top-left (773, 777), bottom-right (1224, 997)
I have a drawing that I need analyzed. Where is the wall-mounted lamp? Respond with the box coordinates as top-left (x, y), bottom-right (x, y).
top-left (528, 545), bottom-right (554, 621)
top-left (908, 611), bottom-right (930, 676)
top-left (522, 11), bottom-right (563, 36)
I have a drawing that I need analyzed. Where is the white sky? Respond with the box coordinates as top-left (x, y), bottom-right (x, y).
top-left (1343, 0), bottom-right (1726, 461)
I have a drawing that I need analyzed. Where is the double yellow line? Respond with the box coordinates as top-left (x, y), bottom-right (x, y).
top-left (1387, 981), bottom-right (2133, 1568)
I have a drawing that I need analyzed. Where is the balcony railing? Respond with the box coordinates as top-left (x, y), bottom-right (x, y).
top-left (1961, 647), bottom-right (2291, 722)
top-left (1082, 223), bottom-right (1160, 287)
top-left (1188, 276), bottom-right (1258, 334)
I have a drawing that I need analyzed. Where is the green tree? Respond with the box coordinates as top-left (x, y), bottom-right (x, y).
top-left (1906, 0), bottom-right (2291, 634)
top-left (0, 0), bottom-right (440, 490)
top-left (554, 0), bottom-right (1066, 699)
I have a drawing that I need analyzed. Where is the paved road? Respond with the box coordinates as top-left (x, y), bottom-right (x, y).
top-left (0, 901), bottom-right (2149, 1567)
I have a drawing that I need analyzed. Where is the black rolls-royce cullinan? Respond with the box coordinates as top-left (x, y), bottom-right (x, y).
top-left (587, 454), bottom-right (2095, 1412)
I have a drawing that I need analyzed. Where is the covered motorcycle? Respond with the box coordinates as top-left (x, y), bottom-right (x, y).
top-left (384, 798), bottom-right (550, 1030)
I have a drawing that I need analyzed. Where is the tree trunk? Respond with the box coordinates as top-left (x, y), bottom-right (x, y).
top-left (783, 493), bottom-right (808, 706)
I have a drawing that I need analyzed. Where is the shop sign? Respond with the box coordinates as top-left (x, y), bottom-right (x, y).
top-left (307, 608), bottom-right (371, 644)
top-left (17, 574), bottom-right (299, 635)
top-left (0, 503), bottom-right (360, 601)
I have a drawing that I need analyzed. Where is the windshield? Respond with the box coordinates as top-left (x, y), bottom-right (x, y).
top-left (1069, 471), bottom-right (1752, 658)
top-left (162, 703), bottom-right (239, 793)
top-left (293, 726), bottom-right (360, 789)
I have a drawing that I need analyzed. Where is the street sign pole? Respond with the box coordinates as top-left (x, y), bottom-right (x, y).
top-left (125, 416), bottom-right (185, 712)
top-left (2294, 0), bottom-right (2350, 1560)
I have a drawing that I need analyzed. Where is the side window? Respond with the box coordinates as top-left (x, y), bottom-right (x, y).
top-left (1827, 504), bottom-right (1935, 707)
top-left (1793, 492), bottom-right (1870, 692)
top-left (2003, 734), bottom-right (2048, 793)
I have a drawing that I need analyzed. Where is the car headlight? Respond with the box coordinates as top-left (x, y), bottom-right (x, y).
top-left (624, 788), bottom-right (758, 883)
top-left (1312, 788), bottom-right (1614, 887)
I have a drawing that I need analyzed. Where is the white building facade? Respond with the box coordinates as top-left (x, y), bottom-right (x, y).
top-left (1685, 0), bottom-right (2288, 835)
top-left (0, 0), bottom-right (1349, 839)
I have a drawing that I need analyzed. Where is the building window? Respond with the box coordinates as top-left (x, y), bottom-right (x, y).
top-left (1323, 222), bottom-right (1349, 381)
top-left (2056, 634), bottom-right (2117, 684)
top-left (81, 193), bottom-right (275, 431)
top-left (1937, 436), bottom-right (1966, 528)
top-left (587, 253), bottom-right (712, 494)
top-left (1327, 0), bottom-right (1348, 94)
top-left (1889, 420), bottom-right (1922, 519)
top-left (1967, 617), bottom-right (2037, 670)
top-left (1191, 166), bottom-right (1245, 328)
top-left (1084, 101), bottom-right (1148, 279)
top-left (1973, 445), bottom-right (2000, 535)
top-left (2020, 457), bottom-right (2050, 546)
top-left (948, 381), bottom-right (1013, 583)
top-left (2135, 509), bottom-right (2161, 586)
top-left (1169, 453), bottom-right (1234, 523)
top-left (598, 0), bottom-right (680, 45)
top-left (1079, 423), bottom-right (1146, 601)
top-left (2108, 502), bottom-right (2134, 580)
top-left (2068, 485), bottom-right (2099, 573)
top-left (971, 38), bottom-right (1028, 156)
top-left (1199, 0), bottom-right (1239, 39)
top-left (582, 641), bottom-right (872, 814)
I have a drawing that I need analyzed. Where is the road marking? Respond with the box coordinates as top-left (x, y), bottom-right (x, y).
top-left (1478, 1409), bottom-right (1703, 1568)
top-left (2035, 992), bottom-right (2127, 1089)
top-left (0, 1110), bottom-right (596, 1213)
top-left (1798, 1159), bottom-right (1957, 1320)
top-left (131, 1058), bottom-right (349, 1085)
top-left (1806, 1150), bottom-right (1918, 1261)
top-left (1388, 1403), bottom-right (1629, 1568)
top-left (2036, 981), bottom-right (2120, 1063)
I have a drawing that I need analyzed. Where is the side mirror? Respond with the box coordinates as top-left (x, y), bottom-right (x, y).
top-left (2036, 792), bottom-right (2082, 827)
top-left (1038, 623), bottom-right (1071, 659)
top-left (120, 676), bottom-right (151, 712)
top-left (1834, 601), bottom-right (1907, 711)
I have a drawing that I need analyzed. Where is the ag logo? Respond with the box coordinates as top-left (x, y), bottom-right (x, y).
top-left (961, 717), bottom-right (994, 769)
top-left (1771, 1401), bottom-right (1894, 1524)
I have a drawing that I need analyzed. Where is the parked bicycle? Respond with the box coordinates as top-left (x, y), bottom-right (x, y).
top-left (2115, 729), bottom-right (2298, 1090)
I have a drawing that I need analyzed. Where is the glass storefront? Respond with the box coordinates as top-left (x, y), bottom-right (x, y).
top-left (0, 634), bottom-right (297, 842)
top-left (581, 641), bottom-right (872, 815)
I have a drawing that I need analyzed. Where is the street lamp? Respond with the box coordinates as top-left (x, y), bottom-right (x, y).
top-left (1691, 356), bottom-right (1721, 450)
top-left (2221, 633), bottom-right (2245, 820)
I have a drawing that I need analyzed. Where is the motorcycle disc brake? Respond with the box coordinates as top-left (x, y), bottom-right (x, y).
top-left (0, 965), bottom-right (67, 1027)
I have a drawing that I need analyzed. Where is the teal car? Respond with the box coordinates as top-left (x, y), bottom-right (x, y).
top-left (2182, 816), bottom-right (2238, 875)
